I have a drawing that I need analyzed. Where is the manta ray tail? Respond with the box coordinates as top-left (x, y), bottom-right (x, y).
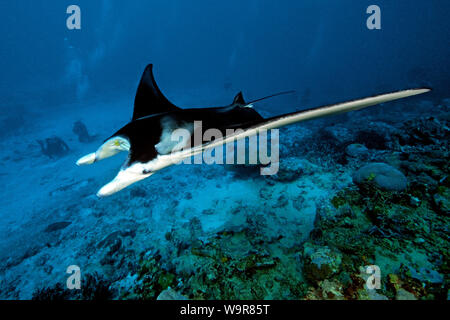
top-left (261, 88), bottom-right (431, 127)
top-left (236, 90), bottom-right (296, 109)
top-left (247, 90), bottom-right (296, 105)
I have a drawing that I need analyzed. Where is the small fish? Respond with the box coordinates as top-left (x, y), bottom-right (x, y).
top-left (77, 64), bottom-right (430, 197)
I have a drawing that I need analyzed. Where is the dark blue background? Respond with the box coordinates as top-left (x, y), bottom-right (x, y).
top-left (1, 1), bottom-right (449, 111)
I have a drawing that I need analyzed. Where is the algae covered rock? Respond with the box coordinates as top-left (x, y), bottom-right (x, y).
top-left (408, 266), bottom-right (444, 285)
top-left (265, 157), bottom-right (305, 183)
top-left (305, 279), bottom-right (345, 300)
top-left (361, 290), bottom-right (389, 300)
top-left (44, 221), bottom-right (71, 233)
top-left (353, 163), bottom-right (407, 191)
top-left (395, 288), bottom-right (417, 300)
top-left (157, 287), bottom-right (187, 300)
top-left (302, 244), bottom-right (342, 282)
top-left (345, 143), bottom-right (369, 158)
top-left (433, 188), bottom-right (450, 215)
top-left (32, 273), bottom-right (113, 300)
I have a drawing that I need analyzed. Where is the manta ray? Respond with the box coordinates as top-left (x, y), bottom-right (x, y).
top-left (76, 64), bottom-right (430, 197)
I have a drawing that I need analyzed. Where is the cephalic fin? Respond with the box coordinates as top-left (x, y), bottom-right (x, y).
top-left (76, 153), bottom-right (96, 166)
top-left (76, 136), bottom-right (130, 166)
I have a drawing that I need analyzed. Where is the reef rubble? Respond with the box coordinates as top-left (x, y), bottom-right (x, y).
top-left (0, 98), bottom-right (448, 300)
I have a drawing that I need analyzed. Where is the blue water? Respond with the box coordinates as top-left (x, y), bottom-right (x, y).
top-left (0, 1), bottom-right (448, 300)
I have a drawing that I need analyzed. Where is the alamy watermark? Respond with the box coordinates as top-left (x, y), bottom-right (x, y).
top-left (66, 5), bottom-right (81, 30)
top-left (66, 5), bottom-right (381, 31)
top-left (166, 121), bottom-right (280, 175)
top-left (66, 265), bottom-right (81, 290)
top-left (366, 5), bottom-right (381, 30)
top-left (365, 265), bottom-right (381, 290)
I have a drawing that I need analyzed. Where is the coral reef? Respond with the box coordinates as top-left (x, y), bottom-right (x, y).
top-left (345, 143), bottom-right (369, 159)
top-left (307, 136), bottom-right (449, 300)
top-left (302, 244), bottom-right (342, 282)
top-left (157, 287), bottom-right (188, 300)
top-left (1, 98), bottom-right (448, 301)
top-left (353, 163), bottom-right (407, 192)
top-left (265, 157), bottom-right (305, 183)
top-left (32, 273), bottom-right (113, 300)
